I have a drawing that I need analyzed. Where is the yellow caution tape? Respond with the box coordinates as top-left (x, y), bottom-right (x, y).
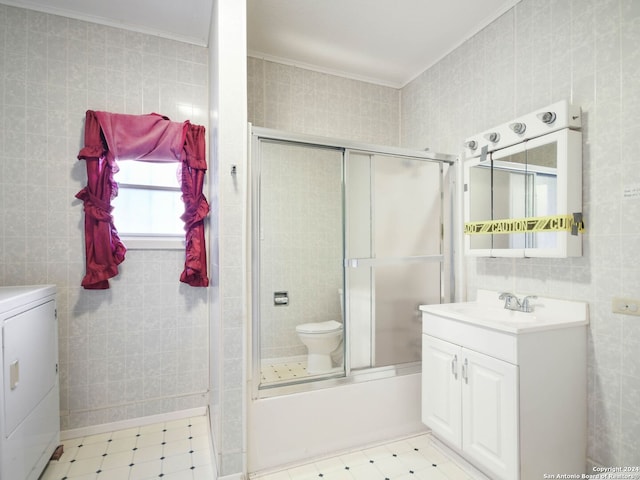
top-left (464, 214), bottom-right (585, 235)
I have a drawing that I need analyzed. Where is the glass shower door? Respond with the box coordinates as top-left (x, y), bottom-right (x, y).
top-left (256, 140), bottom-right (345, 386)
top-left (252, 127), bottom-right (454, 394)
top-left (346, 152), bottom-right (445, 370)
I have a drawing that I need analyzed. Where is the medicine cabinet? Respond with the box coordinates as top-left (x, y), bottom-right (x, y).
top-left (463, 100), bottom-right (583, 258)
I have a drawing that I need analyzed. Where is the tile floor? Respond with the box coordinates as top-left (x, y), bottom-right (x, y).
top-left (40, 416), bottom-right (482, 480)
top-left (261, 360), bottom-right (309, 383)
top-left (261, 359), bottom-right (344, 385)
top-left (251, 433), bottom-right (483, 480)
top-left (39, 415), bottom-right (214, 480)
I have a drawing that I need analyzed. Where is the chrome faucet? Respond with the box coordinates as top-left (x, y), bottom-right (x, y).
top-left (498, 292), bottom-right (537, 313)
top-left (521, 295), bottom-right (537, 313)
top-left (498, 292), bottom-right (520, 310)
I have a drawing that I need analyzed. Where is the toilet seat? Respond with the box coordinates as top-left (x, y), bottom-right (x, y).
top-left (296, 320), bottom-right (342, 334)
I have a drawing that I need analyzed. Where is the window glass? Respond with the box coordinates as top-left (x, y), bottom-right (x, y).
top-left (112, 161), bottom-right (184, 237)
top-left (116, 161), bottom-right (181, 188)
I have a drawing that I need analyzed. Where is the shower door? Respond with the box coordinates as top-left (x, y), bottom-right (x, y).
top-left (345, 152), bottom-right (446, 369)
top-left (254, 139), bottom-right (345, 387)
top-left (252, 127), bottom-right (453, 394)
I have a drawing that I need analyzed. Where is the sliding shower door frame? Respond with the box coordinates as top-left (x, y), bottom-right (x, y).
top-left (343, 151), bottom-right (451, 373)
top-left (250, 126), bottom-right (456, 399)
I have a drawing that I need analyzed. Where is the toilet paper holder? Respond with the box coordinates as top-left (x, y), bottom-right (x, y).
top-left (274, 291), bottom-right (289, 306)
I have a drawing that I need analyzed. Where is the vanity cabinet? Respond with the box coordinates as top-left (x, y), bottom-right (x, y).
top-left (422, 335), bottom-right (518, 480)
top-left (420, 294), bottom-right (588, 480)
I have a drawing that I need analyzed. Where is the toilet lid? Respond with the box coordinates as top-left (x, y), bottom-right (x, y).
top-left (296, 320), bottom-right (342, 334)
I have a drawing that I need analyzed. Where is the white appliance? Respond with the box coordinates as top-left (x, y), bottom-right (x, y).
top-left (0, 285), bottom-right (59, 480)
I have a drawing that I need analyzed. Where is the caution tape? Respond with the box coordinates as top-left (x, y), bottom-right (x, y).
top-left (464, 214), bottom-right (585, 235)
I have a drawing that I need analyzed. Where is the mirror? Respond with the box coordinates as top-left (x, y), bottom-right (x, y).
top-left (464, 128), bottom-right (582, 258)
top-left (465, 161), bottom-right (492, 252)
top-left (491, 139), bottom-right (558, 251)
top-left (523, 140), bottom-right (558, 250)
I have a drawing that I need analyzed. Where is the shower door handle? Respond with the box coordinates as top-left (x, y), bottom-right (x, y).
top-left (451, 355), bottom-right (458, 380)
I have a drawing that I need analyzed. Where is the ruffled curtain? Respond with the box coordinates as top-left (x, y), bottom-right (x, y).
top-left (75, 110), bottom-right (209, 289)
top-left (75, 111), bottom-right (125, 289)
top-left (180, 124), bottom-right (209, 286)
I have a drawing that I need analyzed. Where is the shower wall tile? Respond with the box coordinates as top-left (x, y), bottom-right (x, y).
top-left (0, 4), bottom-right (210, 431)
top-left (247, 62), bottom-right (401, 359)
top-left (401, 0), bottom-right (639, 467)
top-left (258, 144), bottom-right (343, 358)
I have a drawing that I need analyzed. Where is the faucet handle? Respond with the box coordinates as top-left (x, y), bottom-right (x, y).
top-left (521, 295), bottom-right (538, 312)
top-left (498, 292), bottom-right (518, 309)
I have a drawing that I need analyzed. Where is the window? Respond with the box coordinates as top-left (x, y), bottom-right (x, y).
top-left (112, 161), bottom-right (185, 249)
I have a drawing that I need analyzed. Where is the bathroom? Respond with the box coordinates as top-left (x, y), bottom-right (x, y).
top-left (0, 0), bottom-right (639, 479)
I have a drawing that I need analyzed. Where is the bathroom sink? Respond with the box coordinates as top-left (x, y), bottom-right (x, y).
top-left (419, 289), bottom-right (589, 334)
top-left (445, 303), bottom-right (538, 323)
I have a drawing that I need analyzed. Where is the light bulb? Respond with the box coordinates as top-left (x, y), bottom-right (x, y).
top-left (485, 132), bottom-right (500, 143)
top-left (509, 122), bottom-right (526, 134)
top-left (538, 111), bottom-right (556, 124)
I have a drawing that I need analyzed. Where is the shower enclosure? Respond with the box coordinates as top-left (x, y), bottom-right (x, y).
top-left (250, 127), bottom-right (455, 396)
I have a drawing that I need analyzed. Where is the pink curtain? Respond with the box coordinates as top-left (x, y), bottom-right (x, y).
top-left (76, 111), bottom-right (126, 289)
top-left (180, 124), bottom-right (209, 287)
top-left (76, 110), bottom-right (209, 289)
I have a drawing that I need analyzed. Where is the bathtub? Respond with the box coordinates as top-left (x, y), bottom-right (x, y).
top-left (247, 369), bottom-right (426, 474)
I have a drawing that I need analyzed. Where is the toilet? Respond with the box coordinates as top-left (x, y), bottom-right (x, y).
top-left (295, 320), bottom-right (343, 374)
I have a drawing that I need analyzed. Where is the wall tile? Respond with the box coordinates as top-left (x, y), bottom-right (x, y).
top-left (401, 0), bottom-right (639, 467)
top-left (248, 58), bottom-right (400, 146)
top-left (0, 6), bottom-right (209, 431)
top-left (620, 0), bottom-right (640, 60)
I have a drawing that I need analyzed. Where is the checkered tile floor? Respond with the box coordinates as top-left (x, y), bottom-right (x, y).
top-left (40, 416), bottom-right (484, 480)
top-left (40, 415), bottom-right (213, 480)
top-left (250, 434), bottom-right (484, 480)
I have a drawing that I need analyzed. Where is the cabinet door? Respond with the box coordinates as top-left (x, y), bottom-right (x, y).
top-left (421, 335), bottom-right (461, 448)
top-left (462, 348), bottom-right (518, 480)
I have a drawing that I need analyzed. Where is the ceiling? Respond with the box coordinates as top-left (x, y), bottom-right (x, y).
top-left (2, 0), bottom-right (521, 88)
top-left (0, 0), bottom-right (214, 46)
top-left (248, 0), bottom-right (521, 87)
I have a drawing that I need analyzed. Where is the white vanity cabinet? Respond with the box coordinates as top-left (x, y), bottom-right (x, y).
top-left (420, 291), bottom-right (588, 480)
top-left (422, 335), bottom-right (518, 480)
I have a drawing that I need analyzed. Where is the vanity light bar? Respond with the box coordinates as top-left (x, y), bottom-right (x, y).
top-left (463, 100), bottom-right (581, 158)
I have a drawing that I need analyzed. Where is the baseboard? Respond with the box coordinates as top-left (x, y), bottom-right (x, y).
top-left (60, 406), bottom-right (208, 440)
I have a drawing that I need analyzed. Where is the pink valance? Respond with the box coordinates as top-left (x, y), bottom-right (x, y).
top-left (76, 110), bottom-right (209, 289)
